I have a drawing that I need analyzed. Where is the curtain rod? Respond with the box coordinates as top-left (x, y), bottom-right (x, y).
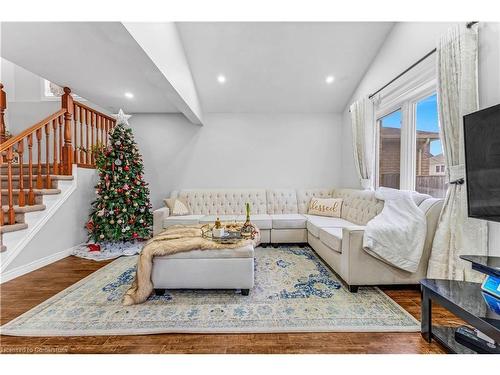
top-left (365, 21), bottom-right (479, 101)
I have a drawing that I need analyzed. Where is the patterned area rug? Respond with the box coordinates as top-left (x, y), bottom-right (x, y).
top-left (1, 246), bottom-right (419, 336)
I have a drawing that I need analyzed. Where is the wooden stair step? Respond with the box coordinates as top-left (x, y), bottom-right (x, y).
top-left (0, 222), bottom-right (28, 234)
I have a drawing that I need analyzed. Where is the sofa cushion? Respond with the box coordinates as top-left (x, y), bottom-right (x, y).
top-left (164, 197), bottom-right (190, 216)
top-left (271, 214), bottom-right (307, 229)
top-left (296, 188), bottom-right (334, 214)
top-left (332, 189), bottom-right (383, 225)
top-left (163, 214), bottom-right (205, 227)
top-left (177, 189), bottom-right (267, 215)
top-left (307, 197), bottom-right (342, 217)
top-left (266, 189), bottom-right (298, 214)
top-left (304, 214), bottom-right (354, 237)
top-left (319, 227), bottom-right (343, 253)
top-left (236, 214), bottom-right (272, 230)
top-left (199, 215), bottom-right (237, 223)
top-left (154, 244), bottom-right (254, 260)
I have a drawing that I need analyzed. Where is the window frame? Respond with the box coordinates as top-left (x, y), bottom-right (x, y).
top-left (40, 79), bottom-right (85, 102)
top-left (373, 57), bottom-right (437, 191)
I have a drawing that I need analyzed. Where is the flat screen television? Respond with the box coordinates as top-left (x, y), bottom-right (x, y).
top-left (464, 104), bottom-right (500, 222)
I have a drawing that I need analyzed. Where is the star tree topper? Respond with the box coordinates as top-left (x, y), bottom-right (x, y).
top-left (112, 109), bottom-right (132, 126)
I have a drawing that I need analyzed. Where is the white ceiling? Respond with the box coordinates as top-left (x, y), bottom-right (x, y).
top-left (1, 22), bottom-right (395, 117)
top-left (177, 22), bottom-right (394, 113)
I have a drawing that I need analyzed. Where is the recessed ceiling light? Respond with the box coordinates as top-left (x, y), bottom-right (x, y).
top-left (325, 75), bottom-right (335, 84)
top-left (124, 92), bottom-right (134, 99)
top-left (217, 75), bottom-right (226, 84)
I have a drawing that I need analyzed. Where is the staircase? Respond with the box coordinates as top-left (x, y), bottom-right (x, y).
top-left (0, 84), bottom-right (116, 253)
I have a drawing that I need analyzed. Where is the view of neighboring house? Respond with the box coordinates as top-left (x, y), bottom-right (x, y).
top-left (429, 154), bottom-right (446, 176)
top-left (378, 123), bottom-right (447, 198)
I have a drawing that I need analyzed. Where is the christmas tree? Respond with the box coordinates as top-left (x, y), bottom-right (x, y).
top-left (86, 110), bottom-right (153, 243)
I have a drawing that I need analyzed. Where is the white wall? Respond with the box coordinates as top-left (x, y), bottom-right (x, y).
top-left (1, 58), bottom-right (60, 133)
top-left (129, 112), bottom-right (342, 208)
top-left (339, 22), bottom-right (500, 255)
top-left (4, 168), bottom-right (97, 275)
top-left (1, 58), bottom-right (112, 136)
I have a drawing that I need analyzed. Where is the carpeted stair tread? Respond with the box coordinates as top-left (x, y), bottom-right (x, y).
top-left (0, 222), bottom-right (28, 234)
top-left (1, 188), bottom-right (61, 195)
top-left (2, 204), bottom-right (46, 213)
top-left (0, 175), bottom-right (74, 181)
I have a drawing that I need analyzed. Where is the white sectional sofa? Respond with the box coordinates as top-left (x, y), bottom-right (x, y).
top-left (153, 188), bottom-right (443, 292)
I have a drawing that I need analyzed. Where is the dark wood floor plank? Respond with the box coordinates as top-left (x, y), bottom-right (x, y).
top-left (0, 255), bottom-right (454, 354)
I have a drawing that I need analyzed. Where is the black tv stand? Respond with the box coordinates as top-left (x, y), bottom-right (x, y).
top-left (421, 255), bottom-right (500, 353)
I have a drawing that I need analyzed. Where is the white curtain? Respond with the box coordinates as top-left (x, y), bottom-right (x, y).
top-left (427, 24), bottom-right (488, 282)
top-left (350, 98), bottom-right (374, 190)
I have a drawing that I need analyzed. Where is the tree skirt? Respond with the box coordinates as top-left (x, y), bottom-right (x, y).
top-left (72, 241), bottom-right (143, 261)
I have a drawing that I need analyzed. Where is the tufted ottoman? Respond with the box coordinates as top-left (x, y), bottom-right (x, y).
top-left (151, 244), bottom-right (255, 296)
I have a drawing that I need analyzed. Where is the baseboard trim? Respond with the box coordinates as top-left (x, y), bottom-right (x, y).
top-left (0, 244), bottom-right (81, 284)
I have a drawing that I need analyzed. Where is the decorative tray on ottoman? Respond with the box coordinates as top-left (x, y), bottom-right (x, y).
top-left (201, 223), bottom-right (256, 244)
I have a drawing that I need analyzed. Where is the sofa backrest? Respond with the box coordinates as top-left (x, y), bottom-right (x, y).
top-left (296, 188), bottom-right (334, 214)
top-left (176, 189), bottom-right (268, 215)
top-left (266, 189), bottom-right (299, 214)
top-left (332, 188), bottom-right (384, 225)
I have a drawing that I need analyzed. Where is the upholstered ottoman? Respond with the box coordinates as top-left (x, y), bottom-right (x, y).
top-left (151, 244), bottom-right (255, 296)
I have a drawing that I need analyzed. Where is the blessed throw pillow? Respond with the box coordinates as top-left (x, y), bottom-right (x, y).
top-left (164, 198), bottom-right (190, 216)
top-left (308, 198), bottom-right (343, 218)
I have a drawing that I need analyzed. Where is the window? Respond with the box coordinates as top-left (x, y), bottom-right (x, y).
top-left (41, 79), bottom-right (84, 101)
top-left (378, 110), bottom-right (402, 189)
top-left (374, 56), bottom-right (445, 197)
top-left (415, 94), bottom-right (447, 198)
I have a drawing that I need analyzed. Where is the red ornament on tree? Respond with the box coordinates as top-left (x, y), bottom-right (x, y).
top-left (132, 232), bottom-right (138, 238)
top-left (86, 221), bottom-right (94, 231)
top-left (124, 165), bottom-right (130, 171)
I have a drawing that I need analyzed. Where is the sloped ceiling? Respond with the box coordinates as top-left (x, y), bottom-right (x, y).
top-left (1, 22), bottom-right (395, 117)
top-left (177, 22), bottom-right (394, 113)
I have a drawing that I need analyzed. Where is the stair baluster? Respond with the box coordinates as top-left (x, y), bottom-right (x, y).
top-left (5, 148), bottom-right (15, 224)
top-left (58, 115), bottom-right (63, 175)
top-left (79, 106), bottom-right (85, 164)
top-left (73, 102), bottom-right (78, 164)
top-left (104, 118), bottom-right (109, 146)
top-left (17, 140), bottom-right (26, 207)
top-left (90, 112), bottom-right (95, 165)
top-left (52, 118), bottom-right (59, 175)
top-left (85, 109), bottom-right (90, 165)
top-left (44, 123), bottom-right (51, 188)
top-left (27, 134), bottom-right (35, 205)
top-left (36, 128), bottom-right (43, 189)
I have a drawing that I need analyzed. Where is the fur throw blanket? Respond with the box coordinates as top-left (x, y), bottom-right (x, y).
top-left (123, 224), bottom-right (260, 306)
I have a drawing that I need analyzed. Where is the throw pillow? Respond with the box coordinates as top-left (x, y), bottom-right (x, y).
top-left (164, 198), bottom-right (190, 216)
top-left (308, 197), bottom-right (343, 218)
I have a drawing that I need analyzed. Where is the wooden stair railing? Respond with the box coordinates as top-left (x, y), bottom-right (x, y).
top-left (0, 85), bottom-right (116, 227)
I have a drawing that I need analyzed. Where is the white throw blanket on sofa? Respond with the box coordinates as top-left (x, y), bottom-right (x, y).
top-left (363, 188), bottom-right (427, 273)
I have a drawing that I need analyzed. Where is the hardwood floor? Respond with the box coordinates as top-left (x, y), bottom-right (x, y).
top-left (0, 256), bottom-right (462, 354)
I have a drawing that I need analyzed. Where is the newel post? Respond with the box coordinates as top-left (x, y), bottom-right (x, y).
top-left (0, 83), bottom-right (6, 142)
top-left (61, 87), bottom-right (74, 175)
